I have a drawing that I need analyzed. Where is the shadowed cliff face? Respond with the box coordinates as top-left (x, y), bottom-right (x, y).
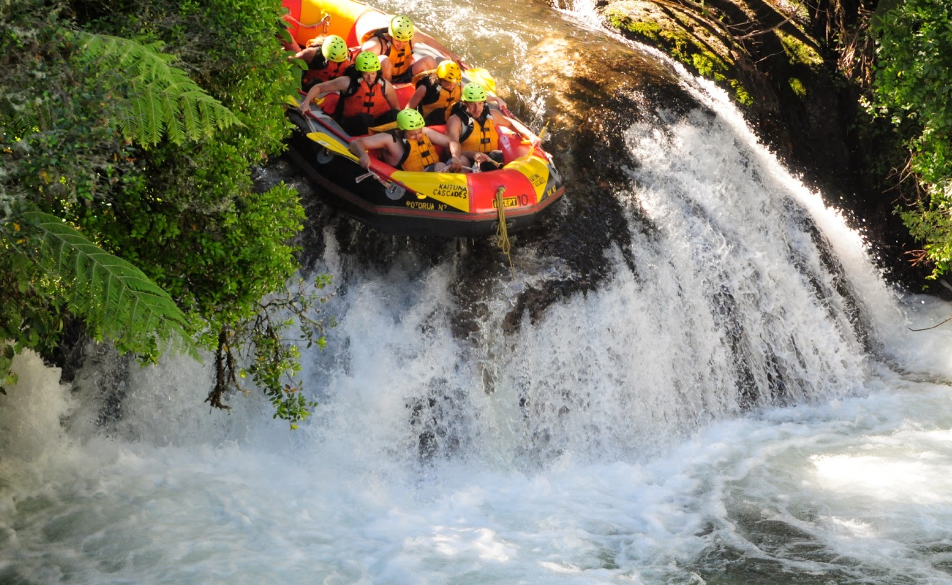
top-left (583, 0), bottom-right (851, 189)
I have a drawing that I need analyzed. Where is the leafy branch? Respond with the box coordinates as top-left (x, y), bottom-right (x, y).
top-left (866, 0), bottom-right (952, 276)
top-left (16, 211), bottom-right (197, 359)
top-left (206, 274), bottom-right (333, 429)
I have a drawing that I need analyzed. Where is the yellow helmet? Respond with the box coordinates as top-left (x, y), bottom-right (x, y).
top-left (388, 15), bottom-right (414, 42)
top-left (436, 61), bottom-right (462, 84)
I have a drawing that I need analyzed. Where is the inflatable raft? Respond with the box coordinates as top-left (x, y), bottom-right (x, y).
top-left (282, 0), bottom-right (565, 238)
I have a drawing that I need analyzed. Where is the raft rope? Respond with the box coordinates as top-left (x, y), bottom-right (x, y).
top-left (285, 12), bottom-right (330, 33)
top-left (536, 121), bottom-right (549, 143)
top-left (494, 186), bottom-right (514, 275)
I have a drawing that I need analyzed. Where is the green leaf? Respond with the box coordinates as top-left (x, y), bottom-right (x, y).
top-left (18, 211), bottom-right (198, 358)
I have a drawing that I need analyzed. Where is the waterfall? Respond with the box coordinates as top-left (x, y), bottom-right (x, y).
top-left (4, 2), bottom-right (952, 583)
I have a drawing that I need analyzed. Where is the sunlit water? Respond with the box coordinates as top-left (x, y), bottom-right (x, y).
top-left (4, 1), bottom-right (952, 584)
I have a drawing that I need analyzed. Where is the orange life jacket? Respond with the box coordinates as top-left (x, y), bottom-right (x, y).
top-left (340, 73), bottom-right (392, 119)
top-left (367, 29), bottom-right (414, 79)
top-left (303, 47), bottom-right (358, 84)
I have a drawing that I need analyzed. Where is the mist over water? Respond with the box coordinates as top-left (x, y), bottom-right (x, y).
top-left (4, 1), bottom-right (952, 583)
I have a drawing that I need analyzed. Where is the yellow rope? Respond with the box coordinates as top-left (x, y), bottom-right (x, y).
top-left (495, 186), bottom-right (514, 275)
top-left (537, 120), bottom-right (549, 142)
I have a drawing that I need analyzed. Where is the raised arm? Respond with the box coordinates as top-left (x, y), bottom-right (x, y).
top-left (405, 85), bottom-right (428, 110)
top-left (493, 112), bottom-right (538, 143)
top-left (299, 76), bottom-right (350, 112)
top-left (383, 81), bottom-right (402, 111)
top-left (488, 94), bottom-right (508, 113)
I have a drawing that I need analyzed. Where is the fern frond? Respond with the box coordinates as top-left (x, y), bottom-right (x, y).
top-left (74, 33), bottom-right (176, 75)
top-left (137, 84), bottom-right (163, 145)
top-left (19, 211), bottom-right (197, 358)
top-left (71, 32), bottom-right (242, 146)
top-left (159, 86), bottom-right (185, 144)
top-left (180, 94), bottom-right (201, 140)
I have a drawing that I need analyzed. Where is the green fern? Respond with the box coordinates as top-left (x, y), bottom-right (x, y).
top-left (19, 211), bottom-right (197, 359)
top-left (1, 99), bottom-right (53, 139)
top-left (71, 32), bottom-right (242, 145)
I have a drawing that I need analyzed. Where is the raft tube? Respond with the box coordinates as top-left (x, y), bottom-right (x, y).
top-left (283, 0), bottom-right (565, 238)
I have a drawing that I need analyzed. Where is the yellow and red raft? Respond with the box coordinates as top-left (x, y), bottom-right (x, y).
top-left (283, 0), bottom-right (565, 238)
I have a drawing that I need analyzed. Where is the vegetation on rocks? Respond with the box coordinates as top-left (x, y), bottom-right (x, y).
top-left (603, 0), bottom-right (754, 105)
top-left (865, 0), bottom-right (952, 278)
top-left (1, 0), bottom-right (328, 426)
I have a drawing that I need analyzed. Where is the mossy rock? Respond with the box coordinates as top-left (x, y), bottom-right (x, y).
top-left (602, 0), bottom-right (752, 105)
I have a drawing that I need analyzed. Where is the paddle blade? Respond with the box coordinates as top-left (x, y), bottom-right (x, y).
top-left (306, 131), bottom-right (358, 161)
top-left (466, 67), bottom-right (497, 94)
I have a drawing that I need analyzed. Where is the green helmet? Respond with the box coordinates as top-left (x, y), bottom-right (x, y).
top-left (321, 35), bottom-right (348, 63)
top-left (354, 51), bottom-right (381, 72)
top-left (389, 15), bottom-right (414, 42)
top-left (436, 61), bottom-right (462, 84)
top-left (462, 83), bottom-right (488, 103)
top-left (397, 108), bottom-right (425, 131)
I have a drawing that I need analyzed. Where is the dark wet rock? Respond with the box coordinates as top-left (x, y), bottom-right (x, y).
top-left (41, 317), bottom-right (89, 384)
top-left (486, 39), bottom-right (690, 331)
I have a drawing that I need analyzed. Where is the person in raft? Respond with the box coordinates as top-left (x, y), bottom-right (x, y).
top-left (348, 108), bottom-right (465, 177)
top-left (446, 82), bottom-right (537, 172)
top-left (406, 60), bottom-right (510, 126)
top-left (404, 60), bottom-right (463, 126)
top-left (293, 34), bottom-right (357, 90)
top-left (298, 51), bottom-right (400, 137)
top-left (360, 14), bottom-right (462, 83)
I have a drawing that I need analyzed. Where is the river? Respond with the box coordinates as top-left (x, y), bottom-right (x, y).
top-left (3, 0), bottom-right (952, 583)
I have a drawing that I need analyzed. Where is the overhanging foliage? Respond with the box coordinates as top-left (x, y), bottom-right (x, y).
top-left (867, 0), bottom-right (952, 276)
top-left (1, 0), bottom-right (326, 426)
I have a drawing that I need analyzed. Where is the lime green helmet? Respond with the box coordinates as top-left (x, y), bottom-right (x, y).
top-left (321, 35), bottom-right (348, 63)
top-left (462, 83), bottom-right (488, 103)
top-left (389, 15), bottom-right (414, 42)
top-left (354, 51), bottom-right (381, 72)
top-left (397, 108), bottom-right (425, 131)
top-left (436, 61), bottom-right (462, 84)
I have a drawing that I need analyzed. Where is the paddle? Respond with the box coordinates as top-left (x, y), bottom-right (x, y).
top-left (462, 67), bottom-right (516, 117)
top-left (306, 131), bottom-right (361, 163)
top-left (305, 131), bottom-right (472, 212)
top-left (465, 67), bottom-right (497, 94)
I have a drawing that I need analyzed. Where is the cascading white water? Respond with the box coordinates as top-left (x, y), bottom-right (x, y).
top-left (4, 1), bottom-right (952, 583)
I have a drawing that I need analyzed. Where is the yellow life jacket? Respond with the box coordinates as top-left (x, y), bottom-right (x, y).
top-left (419, 76), bottom-right (461, 123)
top-left (457, 107), bottom-right (498, 153)
top-left (397, 132), bottom-right (440, 172)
